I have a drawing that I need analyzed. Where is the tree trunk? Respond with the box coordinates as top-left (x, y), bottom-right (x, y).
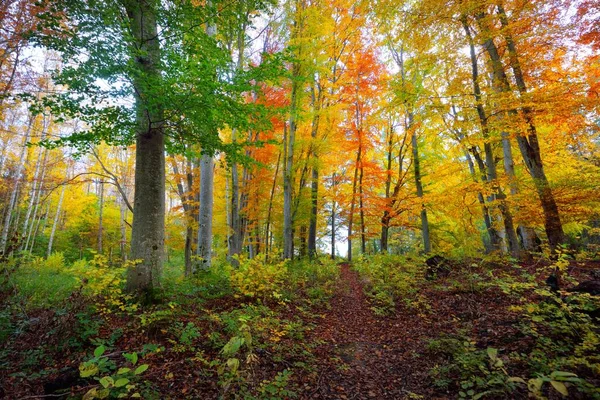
top-left (331, 200), bottom-right (336, 260)
top-left (120, 197), bottom-right (128, 261)
top-left (283, 0), bottom-right (305, 260)
top-left (359, 163), bottom-right (366, 254)
top-left (197, 153), bottom-right (214, 270)
top-left (125, 0), bottom-right (166, 297)
top-left (25, 148), bottom-right (48, 251)
top-left (410, 113), bottom-right (431, 254)
top-left (47, 184), bottom-right (65, 257)
top-left (308, 80), bottom-right (321, 258)
top-left (348, 142), bottom-right (361, 262)
top-left (463, 16), bottom-right (519, 256)
top-left (464, 148), bottom-right (493, 253)
top-left (264, 152), bottom-right (281, 261)
top-left (284, 91), bottom-right (299, 259)
top-left (196, 7), bottom-right (217, 270)
top-left (98, 179), bottom-right (104, 254)
top-left (0, 114), bottom-right (33, 254)
top-left (478, 7), bottom-right (564, 249)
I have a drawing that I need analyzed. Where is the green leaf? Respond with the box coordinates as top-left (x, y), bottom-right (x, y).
top-left (131, 352), bottom-right (138, 365)
top-left (226, 357), bottom-right (240, 372)
top-left (487, 347), bottom-right (498, 360)
top-left (99, 376), bottom-right (113, 388)
top-left (117, 367), bottom-right (131, 375)
top-left (115, 378), bottom-right (130, 388)
top-left (83, 388), bottom-right (97, 400)
top-left (79, 363), bottom-right (99, 378)
top-left (134, 364), bottom-right (149, 375)
top-left (550, 381), bottom-right (568, 396)
top-left (528, 378), bottom-right (543, 392)
top-left (96, 388), bottom-right (110, 399)
top-left (507, 377), bottom-right (526, 384)
top-left (131, 393), bottom-right (141, 398)
top-left (551, 371), bottom-right (577, 378)
top-left (94, 345), bottom-right (106, 358)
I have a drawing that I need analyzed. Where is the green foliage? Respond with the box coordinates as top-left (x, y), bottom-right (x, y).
top-left (7, 253), bottom-right (79, 308)
top-left (353, 254), bottom-right (426, 315)
top-left (286, 258), bottom-right (340, 305)
top-left (79, 345), bottom-right (150, 399)
top-left (256, 370), bottom-right (297, 399)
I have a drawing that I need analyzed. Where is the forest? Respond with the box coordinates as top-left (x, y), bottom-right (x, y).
top-left (1, 0), bottom-right (599, 398)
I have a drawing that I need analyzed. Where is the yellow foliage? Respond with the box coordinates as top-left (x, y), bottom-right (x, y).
top-left (229, 255), bottom-right (288, 301)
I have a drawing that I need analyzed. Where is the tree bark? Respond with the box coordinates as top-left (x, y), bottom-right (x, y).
top-left (196, 5), bottom-right (217, 270)
top-left (125, 0), bottom-right (166, 297)
top-left (462, 16), bottom-right (519, 256)
top-left (47, 184), bottom-right (65, 257)
top-left (0, 114), bottom-right (33, 254)
top-left (410, 113), bottom-right (431, 254)
top-left (97, 179), bottom-right (104, 254)
top-left (496, 3), bottom-right (564, 250)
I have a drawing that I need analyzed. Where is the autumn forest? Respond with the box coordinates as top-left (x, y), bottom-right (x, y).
top-left (1, 0), bottom-right (600, 399)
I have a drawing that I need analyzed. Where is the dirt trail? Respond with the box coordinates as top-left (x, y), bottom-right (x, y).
top-left (299, 263), bottom-right (435, 399)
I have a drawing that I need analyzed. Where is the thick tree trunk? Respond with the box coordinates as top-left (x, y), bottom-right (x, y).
top-left (125, 0), bottom-right (166, 296)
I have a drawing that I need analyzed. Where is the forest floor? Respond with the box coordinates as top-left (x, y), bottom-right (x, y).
top-left (297, 262), bottom-right (519, 399)
top-left (1, 256), bottom-right (599, 399)
top-left (299, 263), bottom-right (431, 399)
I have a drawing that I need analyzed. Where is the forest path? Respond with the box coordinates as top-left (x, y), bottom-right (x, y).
top-left (298, 263), bottom-right (434, 399)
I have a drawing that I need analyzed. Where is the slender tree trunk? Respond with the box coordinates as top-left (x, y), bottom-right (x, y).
top-left (30, 202), bottom-right (49, 253)
top-left (1, 114), bottom-right (33, 254)
top-left (98, 179), bottom-right (104, 254)
top-left (125, 0), bottom-right (166, 296)
top-left (463, 16), bottom-right (519, 256)
top-left (381, 122), bottom-right (394, 253)
top-left (197, 153), bottom-right (214, 269)
top-left (120, 198), bottom-right (127, 261)
top-left (464, 148), bottom-right (493, 252)
top-left (470, 147), bottom-right (502, 248)
top-left (284, 0), bottom-right (305, 260)
top-left (308, 80), bottom-right (321, 257)
top-left (410, 113), bottom-right (431, 254)
top-left (25, 148), bottom-right (48, 251)
top-left (358, 163), bottom-right (366, 254)
top-left (478, 8), bottom-right (564, 249)
top-left (331, 200), bottom-right (336, 260)
top-left (47, 184), bottom-right (65, 257)
top-left (196, 8), bottom-right (217, 270)
top-left (284, 92), bottom-right (299, 259)
top-left (348, 143), bottom-right (361, 262)
top-left (264, 152), bottom-right (281, 261)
